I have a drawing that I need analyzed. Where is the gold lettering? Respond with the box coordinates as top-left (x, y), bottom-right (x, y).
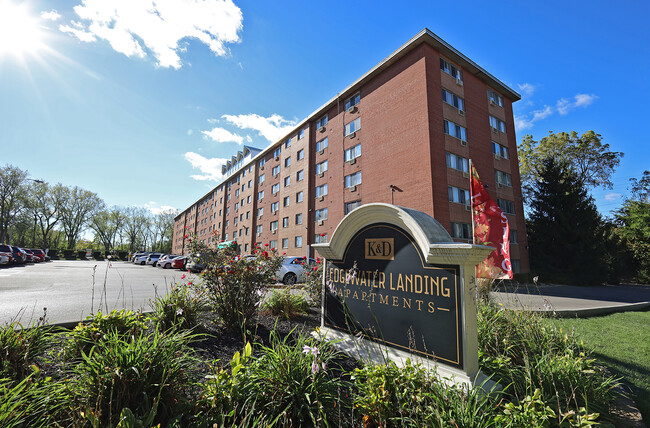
top-left (361, 291), bottom-right (367, 301)
top-left (330, 268), bottom-right (337, 283)
top-left (405, 274), bottom-right (413, 293)
top-left (379, 272), bottom-right (385, 289)
top-left (403, 297), bottom-right (411, 309)
top-left (360, 272), bottom-right (366, 287)
top-left (428, 301), bottom-right (435, 313)
top-left (392, 296), bottom-right (399, 307)
top-left (380, 294), bottom-right (389, 305)
top-left (369, 293), bottom-right (376, 302)
top-left (396, 274), bottom-right (405, 292)
top-left (431, 277), bottom-right (439, 296)
top-left (353, 291), bottom-right (359, 300)
top-left (389, 273), bottom-right (394, 290)
top-left (416, 299), bottom-right (423, 311)
top-left (345, 289), bottom-right (351, 298)
top-left (441, 277), bottom-right (450, 298)
top-left (414, 275), bottom-right (423, 294)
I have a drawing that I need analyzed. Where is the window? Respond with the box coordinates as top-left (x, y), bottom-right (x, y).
top-left (344, 200), bottom-right (362, 214)
top-left (284, 157), bottom-right (291, 167)
top-left (225, 220), bottom-right (230, 227)
top-left (316, 184), bottom-right (328, 197)
top-left (510, 230), bottom-right (518, 244)
top-left (246, 211), bottom-right (250, 219)
top-left (259, 158), bottom-right (266, 168)
top-left (487, 89), bottom-right (503, 107)
top-left (446, 152), bottom-right (469, 173)
top-left (270, 240), bottom-right (277, 249)
top-left (297, 149), bottom-right (304, 160)
top-left (258, 207), bottom-right (264, 217)
top-left (316, 160), bottom-right (328, 175)
top-left (240, 213), bottom-right (244, 221)
top-left (444, 120), bottom-right (467, 141)
top-left (295, 213), bottom-right (303, 225)
top-left (283, 196), bottom-right (290, 207)
top-left (489, 115), bottom-right (506, 132)
top-left (258, 190), bottom-right (265, 201)
top-left (495, 170), bottom-right (512, 187)
top-left (442, 88), bottom-right (465, 111)
top-left (498, 198), bottom-right (515, 214)
top-left (272, 183), bottom-right (280, 194)
top-left (345, 93), bottom-right (360, 110)
top-left (315, 208), bottom-right (328, 221)
top-left (448, 186), bottom-right (470, 205)
top-left (297, 170), bottom-right (304, 181)
top-left (440, 57), bottom-right (462, 80)
top-left (345, 171), bottom-right (362, 188)
top-left (295, 236), bottom-right (303, 248)
top-left (282, 238), bottom-right (289, 249)
top-left (316, 115), bottom-right (328, 128)
top-left (271, 202), bottom-right (279, 212)
top-left (451, 222), bottom-right (472, 240)
top-left (256, 225), bottom-right (263, 235)
top-left (314, 233), bottom-right (327, 243)
top-left (272, 165), bottom-right (280, 176)
top-left (248, 180), bottom-right (252, 188)
top-left (344, 144), bottom-right (361, 162)
top-left (285, 138), bottom-right (291, 148)
top-left (227, 194), bottom-right (231, 201)
top-left (282, 217), bottom-right (289, 228)
top-left (284, 176), bottom-right (291, 187)
top-left (298, 129), bottom-right (305, 140)
top-left (296, 191), bottom-right (303, 202)
top-left (344, 117), bottom-right (361, 136)
top-left (233, 231), bottom-right (237, 239)
top-left (270, 221), bottom-right (278, 232)
top-left (492, 142), bottom-right (509, 159)
top-left (234, 202), bottom-right (239, 211)
top-left (247, 195), bottom-right (251, 204)
top-left (259, 174), bottom-right (265, 184)
top-left (316, 137), bottom-right (328, 152)
top-left (273, 147), bottom-right (281, 158)
top-left (235, 188), bottom-right (240, 197)
top-left (226, 207), bottom-right (230, 214)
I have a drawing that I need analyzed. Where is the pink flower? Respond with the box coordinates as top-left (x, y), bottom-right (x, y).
top-left (302, 345), bottom-right (319, 356)
top-left (271, 247), bottom-right (276, 251)
top-left (187, 281), bottom-right (193, 286)
top-left (313, 267), bottom-right (318, 271)
top-left (181, 274), bottom-right (186, 279)
top-left (264, 243), bottom-right (269, 247)
top-left (311, 360), bottom-right (320, 374)
top-left (320, 233), bottom-right (326, 237)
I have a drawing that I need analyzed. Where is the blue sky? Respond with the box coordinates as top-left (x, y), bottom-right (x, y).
top-left (1, 0), bottom-right (648, 217)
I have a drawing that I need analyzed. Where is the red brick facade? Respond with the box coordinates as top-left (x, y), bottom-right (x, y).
top-left (173, 29), bottom-right (530, 273)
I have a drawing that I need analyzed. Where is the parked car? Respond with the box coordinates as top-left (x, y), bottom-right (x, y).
top-left (145, 253), bottom-right (163, 266)
top-left (171, 256), bottom-right (187, 270)
top-left (24, 249), bottom-right (36, 263)
top-left (0, 254), bottom-right (9, 265)
top-left (275, 257), bottom-right (316, 285)
top-left (11, 246), bottom-right (26, 264)
top-left (0, 244), bottom-right (14, 265)
top-left (131, 252), bottom-right (149, 263)
top-left (156, 254), bottom-right (180, 269)
top-left (133, 254), bottom-right (150, 265)
top-left (30, 249), bottom-right (46, 262)
top-left (186, 254), bottom-right (207, 273)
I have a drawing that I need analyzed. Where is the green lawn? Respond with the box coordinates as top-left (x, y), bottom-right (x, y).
top-left (552, 310), bottom-right (650, 424)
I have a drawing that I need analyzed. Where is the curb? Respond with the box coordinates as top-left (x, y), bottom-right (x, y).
top-left (514, 301), bottom-right (650, 318)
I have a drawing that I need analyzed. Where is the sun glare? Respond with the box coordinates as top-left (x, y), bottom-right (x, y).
top-left (0, 0), bottom-right (44, 57)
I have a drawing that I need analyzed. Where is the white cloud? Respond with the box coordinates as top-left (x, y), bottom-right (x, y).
top-left (186, 129), bottom-right (193, 136)
top-left (41, 10), bottom-right (61, 21)
top-left (144, 201), bottom-right (177, 215)
top-left (222, 113), bottom-right (296, 143)
top-left (515, 106), bottom-right (552, 130)
top-left (604, 193), bottom-right (622, 202)
top-left (515, 93), bottom-right (598, 130)
top-left (201, 127), bottom-right (244, 144)
top-left (517, 83), bottom-right (535, 97)
top-left (184, 152), bottom-right (228, 181)
top-left (60, 0), bottom-right (243, 69)
top-left (557, 93), bottom-right (598, 115)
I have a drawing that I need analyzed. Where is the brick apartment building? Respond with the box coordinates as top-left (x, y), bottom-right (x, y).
top-left (173, 28), bottom-right (530, 273)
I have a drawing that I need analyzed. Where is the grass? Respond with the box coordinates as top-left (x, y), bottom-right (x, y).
top-left (552, 310), bottom-right (650, 423)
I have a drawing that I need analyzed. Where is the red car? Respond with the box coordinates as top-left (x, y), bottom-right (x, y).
top-left (30, 249), bottom-right (46, 262)
top-left (172, 256), bottom-right (187, 270)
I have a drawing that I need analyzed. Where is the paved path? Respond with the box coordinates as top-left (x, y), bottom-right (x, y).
top-left (491, 283), bottom-right (650, 317)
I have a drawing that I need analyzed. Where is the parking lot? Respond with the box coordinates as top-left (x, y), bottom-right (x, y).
top-left (0, 260), bottom-right (197, 326)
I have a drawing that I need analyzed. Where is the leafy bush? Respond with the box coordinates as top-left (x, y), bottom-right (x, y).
top-left (92, 251), bottom-right (103, 260)
top-left (303, 257), bottom-right (324, 304)
top-left (151, 283), bottom-right (206, 331)
top-left (261, 289), bottom-right (309, 319)
top-left (77, 250), bottom-right (86, 260)
top-left (0, 316), bottom-right (49, 381)
top-left (64, 328), bottom-right (198, 427)
top-left (187, 238), bottom-right (283, 332)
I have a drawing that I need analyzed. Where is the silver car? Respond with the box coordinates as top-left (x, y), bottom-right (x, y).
top-left (275, 257), bottom-right (316, 285)
top-left (145, 253), bottom-right (163, 266)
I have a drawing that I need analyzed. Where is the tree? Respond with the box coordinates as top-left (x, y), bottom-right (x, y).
top-left (0, 164), bottom-right (28, 244)
top-left (25, 182), bottom-right (66, 249)
top-left (615, 171), bottom-right (650, 283)
top-left (527, 157), bottom-right (607, 285)
top-left (153, 209), bottom-right (177, 253)
top-left (518, 131), bottom-right (623, 202)
top-left (121, 207), bottom-right (150, 252)
top-left (90, 206), bottom-right (127, 253)
top-left (59, 186), bottom-right (104, 249)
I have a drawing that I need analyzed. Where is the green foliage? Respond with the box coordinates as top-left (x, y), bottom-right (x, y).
top-left (188, 238), bottom-right (283, 332)
top-left (303, 257), bottom-right (324, 304)
top-left (353, 359), bottom-right (499, 427)
top-left (261, 289), bottom-right (309, 319)
top-left (64, 310), bottom-right (148, 360)
top-left (0, 317), bottom-right (48, 381)
top-left (478, 302), bottom-right (620, 421)
top-left (494, 388), bottom-right (556, 427)
top-left (65, 328), bottom-right (198, 427)
top-left (151, 283), bottom-right (206, 331)
top-left (526, 157), bottom-right (608, 285)
top-left (518, 131), bottom-right (623, 202)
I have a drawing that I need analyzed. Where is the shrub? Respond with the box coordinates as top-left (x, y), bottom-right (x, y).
top-left (151, 283), bottom-right (206, 331)
top-left (0, 314), bottom-right (49, 381)
top-left (92, 251), bottom-right (103, 260)
top-left (64, 328), bottom-right (198, 427)
top-left (76, 250), bottom-right (86, 260)
top-left (261, 289), bottom-right (309, 319)
top-left (303, 257), bottom-right (324, 304)
top-left (187, 238), bottom-right (283, 332)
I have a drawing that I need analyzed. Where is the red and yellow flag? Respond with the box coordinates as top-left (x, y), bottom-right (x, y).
top-left (470, 164), bottom-right (513, 279)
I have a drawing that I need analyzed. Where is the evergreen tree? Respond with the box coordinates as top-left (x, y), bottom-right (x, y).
top-left (527, 157), bottom-right (607, 285)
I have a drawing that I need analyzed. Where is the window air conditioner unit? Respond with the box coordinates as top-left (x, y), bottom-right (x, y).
top-left (348, 132), bottom-right (356, 138)
top-left (456, 78), bottom-right (463, 86)
top-left (275, 156), bottom-right (279, 161)
top-left (318, 220), bottom-right (324, 226)
top-left (319, 172), bottom-right (324, 178)
top-left (350, 158), bottom-right (356, 165)
top-left (350, 186), bottom-right (357, 192)
top-left (492, 127), bottom-right (499, 134)
top-left (494, 153), bottom-right (501, 160)
top-left (497, 183), bottom-right (504, 188)
top-left (272, 230), bottom-right (276, 235)
top-left (460, 140), bottom-right (468, 147)
top-left (348, 106), bottom-right (356, 113)
top-left (318, 196), bottom-right (324, 202)
top-left (318, 126), bottom-right (325, 133)
top-left (465, 205), bottom-right (471, 212)
top-left (458, 109), bottom-right (465, 116)
top-left (462, 172), bottom-right (470, 179)
top-left (489, 99), bottom-right (497, 106)
top-left (319, 149), bottom-right (324, 155)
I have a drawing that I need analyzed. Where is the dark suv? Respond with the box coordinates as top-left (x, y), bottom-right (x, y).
top-left (10, 246), bottom-right (26, 264)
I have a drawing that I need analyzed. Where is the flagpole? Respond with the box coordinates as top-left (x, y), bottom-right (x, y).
top-left (469, 158), bottom-right (477, 246)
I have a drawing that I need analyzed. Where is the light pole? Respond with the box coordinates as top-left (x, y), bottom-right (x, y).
top-left (389, 185), bottom-right (403, 205)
